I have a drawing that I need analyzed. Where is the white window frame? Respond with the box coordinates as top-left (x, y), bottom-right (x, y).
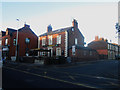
top-left (48, 35), bottom-right (52, 45)
top-left (42, 38), bottom-right (46, 46)
top-left (90, 51), bottom-right (92, 56)
top-left (57, 35), bottom-right (61, 44)
top-left (84, 50), bottom-right (86, 56)
top-left (108, 44), bottom-right (109, 49)
top-left (72, 28), bottom-right (74, 31)
top-left (48, 47), bottom-right (53, 57)
top-left (75, 38), bottom-right (78, 45)
top-left (5, 38), bottom-right (8, 45)
top-left (56, 47), bottom-right (61, 56)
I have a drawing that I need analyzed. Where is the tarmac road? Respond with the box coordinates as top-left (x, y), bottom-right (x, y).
top-left (2, 59), bottom-right (120, 89)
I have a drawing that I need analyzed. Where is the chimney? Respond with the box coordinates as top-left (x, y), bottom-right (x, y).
top-left (95, 36), bottom-right (99, 41)
top-left (104, 39), bottom-right (108, 42)
top-left (24, 24), bottom-right (30, 28)
top-left (47, 24), bottom-right (52, 32)
top-left (99, 37), bottom-right (104, 41)
top-left (72, 19), bottom-right (78, 28)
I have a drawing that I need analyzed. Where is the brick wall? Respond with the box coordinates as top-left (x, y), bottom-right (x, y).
top-left (2, 26), bottom-right (38, 58)
top-left (69, 48), bottom-right (99, 62)
top-left (39, 32), bottom-right (66, 56)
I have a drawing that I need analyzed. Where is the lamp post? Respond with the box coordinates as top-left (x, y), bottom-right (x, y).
top-left (15, 19), bottom-right (19, 61)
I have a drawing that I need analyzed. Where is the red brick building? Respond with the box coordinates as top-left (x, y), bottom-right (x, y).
top-left (2, 24), bottom-right (38, 60)
top-left (38, 19), bottom-right (99, 61)
top-left (88, 36), bottom-right (120, 59)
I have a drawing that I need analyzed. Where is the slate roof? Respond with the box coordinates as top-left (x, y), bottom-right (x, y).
top-left (39, 26), bottom-right (73, 37)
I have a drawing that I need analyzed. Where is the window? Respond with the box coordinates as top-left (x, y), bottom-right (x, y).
top-left (48, 35), bottom-right (52, 45)
top-left (84, 51), bottom-right (86, 56)
top-left (48, 47), bottom-right (53, 57)
top-left (75, 38), bottom-right (78, 45)
top-left (42, 38), bottom-right (46, 46)
top-left (72, 28), bottom-right (74, 31)
top-left (90, 51), bottom-right (92, 56)
top-left (0, 40), bottom-right (2, 45)
top-left (5, 38), bottom-right (8, 45)
top-left (56, 47), bottom-right (61, 56)
top-left (116, 46), bottom-right (118, 51)
top-left (108, 44), bottom-right (109, 49)
top-left (109, 44), bottom-right (111, 50)
top-left (57, 35), bottom-right (61, 44)
top-left (25, 38), bottom-right (30, 44)
top-left (13, 38), bottom-right (16, 45)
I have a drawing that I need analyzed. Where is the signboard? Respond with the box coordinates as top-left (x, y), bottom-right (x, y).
top-left (72, 45), bottom-right (75, 55)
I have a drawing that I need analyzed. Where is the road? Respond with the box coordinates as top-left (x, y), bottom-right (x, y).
top-left (2, 59), bottom-right (120, 89)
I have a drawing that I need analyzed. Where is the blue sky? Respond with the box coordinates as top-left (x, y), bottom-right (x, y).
top-left (1, 1), bottom-right (119, 45)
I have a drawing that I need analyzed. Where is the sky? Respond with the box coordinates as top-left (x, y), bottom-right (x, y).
top-left (1, 0), bottom-right (120, 46)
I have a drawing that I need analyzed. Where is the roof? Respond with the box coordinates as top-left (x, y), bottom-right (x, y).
top-left (39, 26), bottom-right (73, 37)
top-left (7, 28), bottom-right (17, 32)
top-left (18, 24), bottom-right (38, 37)
top-left (2, 31), bottom-right (6, 36)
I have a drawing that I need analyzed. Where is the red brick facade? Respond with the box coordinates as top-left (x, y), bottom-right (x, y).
top-left (88, 36), bottom-right (120, 59)
top-left (38, 19), bottom-right (84, 58)
top-left (38, 19), bottom-right (99, 61)
top-left (2, 24), bottom-right (38, 59)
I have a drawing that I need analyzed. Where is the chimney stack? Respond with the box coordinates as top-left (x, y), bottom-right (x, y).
top-left (95, 36), bottom-right (99, 41)
top-left (72, 19), bottom-right (78, 28)
top-left (24, 24), bottom-right (30, 28)
top-left (47, 24), bottom-right (52, 32)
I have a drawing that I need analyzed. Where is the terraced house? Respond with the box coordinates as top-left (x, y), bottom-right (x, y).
top-left (88, 36), bottom-right (120, 60)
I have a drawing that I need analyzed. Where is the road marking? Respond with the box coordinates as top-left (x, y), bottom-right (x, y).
top-left (6, 63), bottom-right (118, 82)
top-left (4, 66), bottom-right (98, 89)
top-left (5, 61), bottom-right (119, 83)
top-left (68, 75), bottom-right (76, 81)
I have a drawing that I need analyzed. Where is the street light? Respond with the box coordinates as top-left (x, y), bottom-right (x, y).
top-left (15, 19), bottom-right (19, 61)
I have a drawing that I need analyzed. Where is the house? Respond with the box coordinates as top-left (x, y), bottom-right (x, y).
top-left (2, 24), bottom-right (38, 60)
top-left (38, 19), bottom-right (99, 62)
top-left (88, 36), bottom-right (120, 59)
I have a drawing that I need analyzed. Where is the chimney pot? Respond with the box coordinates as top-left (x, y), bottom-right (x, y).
top-left (47, 24), bottom-right (52, 32)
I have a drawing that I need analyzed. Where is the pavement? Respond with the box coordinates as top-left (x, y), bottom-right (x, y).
top-left (4, 59), bottom-right (106, 68)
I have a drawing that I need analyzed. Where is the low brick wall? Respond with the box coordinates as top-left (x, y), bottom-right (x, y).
top-left (21, 56), bottom-right (35, 63)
